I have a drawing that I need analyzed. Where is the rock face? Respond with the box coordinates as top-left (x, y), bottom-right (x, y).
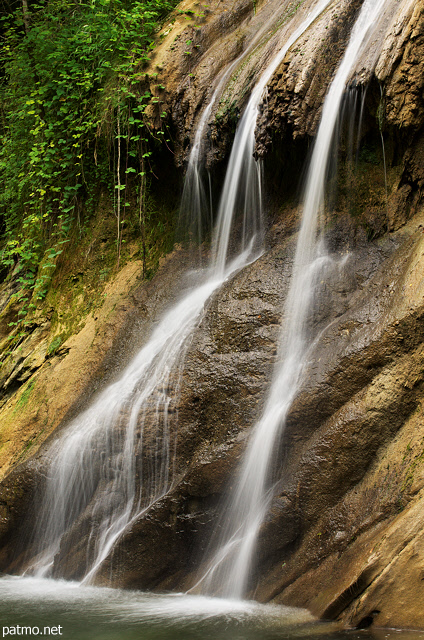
top-left (253, 216), bottom-right (424, 628)
top-left (1, 0), bottom-right (424, 633)
top-left (87, 213), bottom-right (424, 633)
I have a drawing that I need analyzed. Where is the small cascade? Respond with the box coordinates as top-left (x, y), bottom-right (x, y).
top-left (28, 96), bottom-right (260, 581)
top-left (179, 0), bottom-right (305, 252)
top-left (211, 0), bottom-right (335, 275)
top-left (198, 0), bottom-right (389, 599)
top-left (26, 1), bottom-right (311, 582)
top-left (341, 85), bottom-right (363, 210)
top-left (378, 85), bottom-right (389, 222)
top-left (178, 92), bottom-right (218, 249)
top-left (29, 248), bottom-right (259, 581)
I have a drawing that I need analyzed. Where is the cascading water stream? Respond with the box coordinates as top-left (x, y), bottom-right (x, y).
top-left (26, 0), bottom-right (334, 584)
top-left (179, 82), bottom-right (226, 248)
top-left (179, 0), bottom-right (310, 250)
top-left (197, 0), bottom-right (389, 600)
top-left (29, 242), bottom-right (257, 583)
top-left (27, 101), bottom-right (258, 582)
top-left (211, 0), bottom-right (336, 276)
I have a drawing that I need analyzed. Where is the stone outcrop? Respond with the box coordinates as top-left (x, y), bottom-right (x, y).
top-left (78, 212), bottom-right (424, 633)
top-left (1, 0), bottom-right (424, 633)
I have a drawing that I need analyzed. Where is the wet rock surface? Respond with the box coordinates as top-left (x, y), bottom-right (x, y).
top-left (251, 220), bottom-right (424, 628)
top-left (5, 210), bottom-right (423, 630)
top-left (34, 209), bottom-right (424, 633)
top-left (1, 0), bottom-right (424, 632)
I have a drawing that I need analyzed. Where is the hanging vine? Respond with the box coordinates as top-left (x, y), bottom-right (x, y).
top-left (0, 0), bottom-right (178, 327)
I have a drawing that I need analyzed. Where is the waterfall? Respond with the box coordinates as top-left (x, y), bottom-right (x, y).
top-left (179, 0), bottom-right (309, 252)
top-left (27, 116), bottom-right (258, 583)
top-left (197, 0), bottom-right (389, 599)
top-left (25, 0), bottom-right (333, 583)
top-left (211, 0), bottom-right (336, 275)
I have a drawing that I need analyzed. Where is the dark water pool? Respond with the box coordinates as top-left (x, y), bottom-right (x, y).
top-left (0, 577), bottom-right (423, 640)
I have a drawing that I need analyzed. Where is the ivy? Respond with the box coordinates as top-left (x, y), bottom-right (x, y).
top-left (0, 0), bottom-right (177, 319)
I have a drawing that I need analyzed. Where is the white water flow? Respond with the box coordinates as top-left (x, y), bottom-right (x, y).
top-left (198, 0), bottom-right (389, 599)
top-left (180, 0), bottom-right (303, 249)
top-left (179, 87), bottom-right (222, 247)
top-left (29, 93), bottom-right (255, 583)
top-left (212, 0), bottom-right (335, 276)
top-left (29, 246), bottom-right (255, 583)
top-left (28, 0), bottom-right (333, 583)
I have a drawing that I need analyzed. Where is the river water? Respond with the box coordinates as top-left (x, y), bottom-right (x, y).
top-left (0, 576), bottom-right (423, 640)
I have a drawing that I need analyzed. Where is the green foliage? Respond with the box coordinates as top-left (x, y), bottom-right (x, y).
top-left (0, 0), bottom-right (177, 320)
top-left (47, 334), bottom-right (62, 356)
top-left (359, 144), bottom-right (380, 166)
top-left (15, 379), bottom-right (35, 409)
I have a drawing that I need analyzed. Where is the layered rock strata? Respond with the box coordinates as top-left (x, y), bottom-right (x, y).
top-left (0, 0), bottom-right (424, 631)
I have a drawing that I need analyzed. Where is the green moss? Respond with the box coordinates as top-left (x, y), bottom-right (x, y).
top-left (15, 380), bottom-right (36, 411)
top-left (359, 145), bottom-right (380, 166)
top-left (0, 179), bottom-right (177, 370)
top-left (47, 335), bottom-right (63, 356)
top-left (401, 445), bottom-right (424, 493)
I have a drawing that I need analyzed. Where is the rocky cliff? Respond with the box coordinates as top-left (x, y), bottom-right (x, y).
top-left (1, 0), bottom-right (424, 631)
